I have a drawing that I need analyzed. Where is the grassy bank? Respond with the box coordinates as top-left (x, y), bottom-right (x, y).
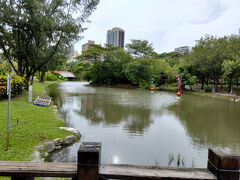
top-left (159, 84), bottom-right (240, 101)
top-left (0, 81), bottom-right (72, 161)
top-left (184, 91), bottom-right (240, 101)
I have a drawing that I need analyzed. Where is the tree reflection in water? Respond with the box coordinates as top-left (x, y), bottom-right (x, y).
top-left (168, 94), bottom-right (240, 152)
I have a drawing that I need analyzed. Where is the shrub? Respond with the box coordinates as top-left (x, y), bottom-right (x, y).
top-left (45, 72), bottom-right (58, 81)
top-left (124, 58), bottom-right (152, 88)
top-left (204, 85), bottom-right (212, 93)
top-left (0, 75), bottom-right (25, 100)
top-left (52, 72), bottom-right (65, 80)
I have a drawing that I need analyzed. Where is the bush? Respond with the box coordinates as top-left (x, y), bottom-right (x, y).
top-left (52, 72), bottom-right (65, 80)
top-left (124, 58), bottom-right (152, 88)
top-left (204, 85), bottom-right (212, 93)
top-left (0, 75), bottom-right (25, 100)
top-left (45, 72), bottom-right (58, 81)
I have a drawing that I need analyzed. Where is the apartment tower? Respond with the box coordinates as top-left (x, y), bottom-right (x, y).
top-left (106, 27), bottom-right (125, 48)
top-left (82, 40), bottom-right (95, 52)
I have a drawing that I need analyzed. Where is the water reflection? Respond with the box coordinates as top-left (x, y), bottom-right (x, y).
top-left (169, 94), bottom-right (240, 152)
top-left (48, 82), bottom-right (177, 135)
top-left (111, 154), bottom-right (120, 164)
top-left (47, 82), bottom-right (240, 168)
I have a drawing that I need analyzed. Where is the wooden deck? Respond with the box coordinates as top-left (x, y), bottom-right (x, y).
top-left (99, 164), bottom-right (216, 180)
top-left (0, 143), bottom-right (239, 179)
top-left (0, 161), bottom-right (216, 179)
top-left (0, 161), bottom-right (76, 177)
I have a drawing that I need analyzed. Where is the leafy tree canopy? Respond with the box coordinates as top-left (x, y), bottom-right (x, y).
top-left (0, 0), bottom-right (99, 83)
top-left (126, 39), bottom-right (154, 58)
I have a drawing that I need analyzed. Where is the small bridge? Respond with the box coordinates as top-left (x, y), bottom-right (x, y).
top-left (0, 142), bottom-right (239, 180)
top-left (54, 71), bottom-right (75, 80)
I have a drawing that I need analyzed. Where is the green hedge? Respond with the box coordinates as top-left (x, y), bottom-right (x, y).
top-left (0, 75), bottom-right (25, 100)
top-left (45, 72), bottom-right (58, 81)
top-left (52, 72), bottom-right (65, 80)
top-left (204, 85), bottom-right (212, 93)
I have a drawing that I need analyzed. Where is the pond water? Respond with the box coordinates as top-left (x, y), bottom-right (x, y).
top-left (47, 82), bottom-right (240, 168)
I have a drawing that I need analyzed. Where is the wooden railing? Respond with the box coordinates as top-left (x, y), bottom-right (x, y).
top-left (0, 142), bottom-right (239, 180)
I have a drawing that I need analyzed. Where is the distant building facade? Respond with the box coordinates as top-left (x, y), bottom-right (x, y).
top-left (106, 27), bottom-right (125, 48)
top-left (82, 40), bottom-right (95, 52)
top-left (66, 46), bottom-right (79, 62)
top-left (174, 46), bottom-right (190, 54)
top-left (66, 46), bottom-right (74, 58)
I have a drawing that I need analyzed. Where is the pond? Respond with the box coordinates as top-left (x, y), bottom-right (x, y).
top-left (47, 81), bottom-right (240, 168)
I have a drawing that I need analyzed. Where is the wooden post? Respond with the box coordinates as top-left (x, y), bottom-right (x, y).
top-left (208, 147), bottom-right (240, 180)
top-left (77, 142), bottom-right (101, 180)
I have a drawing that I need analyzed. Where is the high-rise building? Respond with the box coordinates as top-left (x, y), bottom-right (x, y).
top-left (82, 40), bottom-right (95, 52)
top-left (174, 46), bottom-right (190, 54)
top-left (106, 27), bottom-right (125, 48)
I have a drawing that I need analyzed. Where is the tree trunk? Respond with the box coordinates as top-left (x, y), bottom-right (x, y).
top-left (215, 77), bottom-right (219, 92)
top-left (201, 78), bottom-right (205, 90)
top-left (230, 84), bottom-right (233, 94)
top-left (40, 71), bottom-right (46, 82)
top-left (25, 76), bottom-right (30, 90)
top-left (228, 81), bottom-right (232, 94)
top-left (30, 75), bottom-right (34, 85)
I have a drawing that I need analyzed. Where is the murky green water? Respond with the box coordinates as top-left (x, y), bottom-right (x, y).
top-left (47, 82), bottom-right (240, 168)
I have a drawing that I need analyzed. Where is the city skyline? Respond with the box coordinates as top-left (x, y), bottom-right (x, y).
top-left (74, 0), bottom-right (240, 54)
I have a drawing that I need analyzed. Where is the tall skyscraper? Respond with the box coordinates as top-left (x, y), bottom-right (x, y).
top-left (106, 27), bottom-right (125, 48)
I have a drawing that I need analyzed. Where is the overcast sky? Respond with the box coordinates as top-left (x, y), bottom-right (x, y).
top-left (74, 0), bottom-right (240, 54)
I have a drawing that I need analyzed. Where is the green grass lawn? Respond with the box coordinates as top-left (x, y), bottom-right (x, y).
top-left (0, 81), bottom-right (72, 161)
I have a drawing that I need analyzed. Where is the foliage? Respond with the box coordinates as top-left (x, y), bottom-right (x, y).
top-left (83, 46), bottom-right (133, 84)
top-left (45, 72), bottom-right (58, 81)
top-left (158, 52), bottom-right (183, 66)
top-left (0, 60), bottom-right (14, 75)
top-left (125, 58), bottom-right (152, 88)
top-left (178, 58), bottom-right (197, 88)
top-left (52, 72), bottom-right (65, 80)
top-left (222, 57), bottom-right (240, 85)
top-left (190, 35), bottom-right (234, 89)
top-left (62, 61), bottom-right (78, 73)
top-left (0, 75), bottom-right (25, 99)
top-left (81, 33), bottom-right (240, 93)
top-left (73, 61), bottom-right (91, 80)
top-left (76, 44), bottom-right (105, 62)
top-left (204, 85), bottom-right (212, 93)
top-left (150, 59), bottom-right (170, 86)
top-left (0, 0), bottom-right (99, 83)
top-left (126, 39), bottom-right (154, 58)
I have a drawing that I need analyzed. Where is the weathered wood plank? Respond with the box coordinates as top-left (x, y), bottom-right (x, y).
top-left (99, 164), bottom-right (217, 180)
top-left (0, 161), bottom-right (217, 179)
top-left (0, 161), bottom-right (77, 177)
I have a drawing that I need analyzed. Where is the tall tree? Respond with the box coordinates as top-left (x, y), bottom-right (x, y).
top-left (126, 39), bottom-right (154, 58)
top-left (76, 44), bottom-right (105, 61)
top-left (222, 58), bottom-right (240, 93)
top-left (0, 0), bottom-right (99, 84)
top-left (190, 35), bottom-right (228, 89)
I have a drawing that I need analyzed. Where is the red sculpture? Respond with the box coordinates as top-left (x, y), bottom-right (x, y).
top-left (176, 75), bottom-right (182, 96)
